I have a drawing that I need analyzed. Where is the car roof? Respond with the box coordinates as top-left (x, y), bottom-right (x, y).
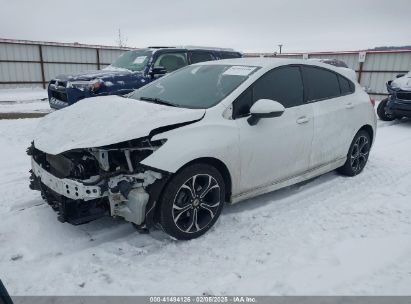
top-left (146, 46), bottom-right (239, 53)
top-left (196, 57), bottom-right (322, 67)
top-left (196, 57), bottom-right (356, 77)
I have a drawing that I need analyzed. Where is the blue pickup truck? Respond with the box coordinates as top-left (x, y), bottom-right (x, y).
top-left (48, 46), bottom-right (242, 109)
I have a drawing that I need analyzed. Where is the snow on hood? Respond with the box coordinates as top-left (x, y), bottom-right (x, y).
top-left (391, 72), bottom-right (411, 91)
top-left (54, 69), bottom-right (135, 82)
top-left (34, 96), bottom-right (205, 155)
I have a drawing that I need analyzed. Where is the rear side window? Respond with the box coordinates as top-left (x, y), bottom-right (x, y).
top-left (253, 66), bottom-right (304, 108)
top-left (220, 52), bottom-right (242, 59)
top-left (338, 75), bottom-right (355, 95)
top-left (233, 66), bottom-right (304, 117)
top-left (189, 51), bottom-right (214, 64)
top-left (302, 66), bottom-right (341, 101)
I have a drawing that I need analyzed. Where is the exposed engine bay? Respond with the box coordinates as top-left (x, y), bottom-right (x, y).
top-left (27, 137), bottom-right (169, 228)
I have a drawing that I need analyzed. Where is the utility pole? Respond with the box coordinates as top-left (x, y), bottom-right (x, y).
top-left (278, 44), bottom-right (283, 54)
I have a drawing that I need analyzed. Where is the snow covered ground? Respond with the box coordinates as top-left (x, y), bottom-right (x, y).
top-left (0, 88), bottom-right (47, 103)
top-left (0, 88), bottom-right (51, 114)
top-left (0, 116), bottom-right (411, 296)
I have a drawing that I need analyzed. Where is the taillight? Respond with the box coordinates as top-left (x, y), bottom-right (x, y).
top-left (369, 97), bottom-right (375, 107)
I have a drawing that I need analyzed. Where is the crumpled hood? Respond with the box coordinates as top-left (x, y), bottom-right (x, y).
top-left (34, 96), bottom-right (205, 155)
top-left (391, 72), bottom-right (411, 91)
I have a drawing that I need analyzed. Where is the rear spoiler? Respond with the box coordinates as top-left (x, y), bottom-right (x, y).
top-left (0, 279), bottom-right (13, 304)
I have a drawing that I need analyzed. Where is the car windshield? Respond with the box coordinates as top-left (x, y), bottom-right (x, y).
top-left (109, 50), bottom-right (153, 71)
top-left (129, 64), bottom-right (258, 109)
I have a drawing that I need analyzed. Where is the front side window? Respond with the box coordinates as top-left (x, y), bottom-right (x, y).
top-left (253, 66), bottom-right (304, 108)
top-left (153, 52), bottom-right (188, 72)
top-left (233, 66), bottom-right (304, 117)
top-left (109, 50), bottom-right (153, 71)
top-left (130, 64), bottom-right (258, 109)
top-left (302, 66), bottom-right (341, 101)
top-left (189, 51), bottom-right (215, 64)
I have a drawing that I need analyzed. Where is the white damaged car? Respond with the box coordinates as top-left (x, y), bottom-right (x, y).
top-left (28, 58), bottom-right (377, 240)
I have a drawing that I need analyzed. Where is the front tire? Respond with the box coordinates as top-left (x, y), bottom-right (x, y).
top-left (159, 163), bottom-right (225, 240)
top-left (377, 98), bottom-right (395, 121)
top-left (338, 130), bottom-right (371, 176)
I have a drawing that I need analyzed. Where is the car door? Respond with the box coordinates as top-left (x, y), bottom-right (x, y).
top-left (233, 66), bottom-right (314, 194)
top-left (301, 66), bottom-right (356, 169)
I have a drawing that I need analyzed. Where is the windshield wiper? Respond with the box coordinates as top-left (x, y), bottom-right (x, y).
top-left (139, 96), bottom-right (178, 107)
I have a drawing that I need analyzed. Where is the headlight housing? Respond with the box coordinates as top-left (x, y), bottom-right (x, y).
top-left (67, 79), bottom-right (102, 92)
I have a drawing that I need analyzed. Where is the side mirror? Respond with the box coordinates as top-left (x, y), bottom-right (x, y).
top-left (150, 66), bottom-right (167, 77)
top-left (0, 279), bottom-right (12, 304)
top-left (396, 73), bottom-right (405, 78)
top-left (247, 99), bottom-right (285, 126)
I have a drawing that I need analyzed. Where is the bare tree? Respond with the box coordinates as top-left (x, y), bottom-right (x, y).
top-left (115, 29), bottom-right (128, 48)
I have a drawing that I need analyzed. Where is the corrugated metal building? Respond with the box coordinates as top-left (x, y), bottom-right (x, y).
top-left (1, 38), bottom-right (411, 100)
top-left (0, 38), bottom-right (134, 89)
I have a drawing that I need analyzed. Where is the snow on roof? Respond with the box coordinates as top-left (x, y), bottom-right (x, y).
top-left (199, 57), bottom-right (343, 69)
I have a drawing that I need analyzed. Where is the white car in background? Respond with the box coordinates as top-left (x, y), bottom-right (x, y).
top-left (28, 58), bottom-right (377, 240)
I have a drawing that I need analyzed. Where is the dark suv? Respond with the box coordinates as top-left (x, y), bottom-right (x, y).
top-left (377, 72), bottom-right (411, 120)
top-left (48, 47), bottom-right (242, 109)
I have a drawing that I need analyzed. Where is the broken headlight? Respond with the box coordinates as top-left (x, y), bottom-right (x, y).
top-left (67, 79), bottom-right (101, 92)
top-left (91, 138), bottom-right (166, 173)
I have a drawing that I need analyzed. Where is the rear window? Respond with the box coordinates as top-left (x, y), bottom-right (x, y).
top-left (220, 52), bottom-right (242, 59)
top-left (302, 66), bottom-right (341, 101)
top-left (338, 75), bottom-right (354, 95)
top-left (190, 51), bottom-right (215, 64)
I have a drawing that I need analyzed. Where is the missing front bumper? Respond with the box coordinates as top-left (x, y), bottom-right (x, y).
top-left (31, 157), bottom-right (102, 200)
top-left (30, 157), bottom-right (163, 226)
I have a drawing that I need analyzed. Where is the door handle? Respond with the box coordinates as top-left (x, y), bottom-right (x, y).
top-left (296, 116), bottom-right (309, 124)
top-left (345, 102), bottom-right (354, 109)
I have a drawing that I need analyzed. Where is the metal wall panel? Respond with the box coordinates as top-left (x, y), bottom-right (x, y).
top-left (0, 62), bottom-right (41, 81)
top-left (0, 43), bottom-right (39, 61)
top-left (99, 49), bottom-right (127, 64)
top-left (42, 45), bottom-right (97, 63)
top-left (364, 52), bottom-right (411, 71)
top-left (0, 40), bottom-right (135, 89)
top-left (0, 83), bottom-right (43, 89)
top-left (44, 63), bottom-right (98, 81)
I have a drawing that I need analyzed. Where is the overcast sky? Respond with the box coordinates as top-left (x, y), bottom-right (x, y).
top-left (0, 0), bottom-right (410, 53)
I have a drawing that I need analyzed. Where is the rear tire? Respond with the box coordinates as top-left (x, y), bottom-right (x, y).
top-left (377, 98), bottom-right (395, 121)
top-left (159, 163), bottom-right (225, 240)
top-left (338, 130), bottom-right (371, 176)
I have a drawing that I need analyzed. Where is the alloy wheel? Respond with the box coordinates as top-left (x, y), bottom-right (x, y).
top-left (172, 174), bottom-right (221, 234)
top-left (350, 135), bottom-right (370, 173)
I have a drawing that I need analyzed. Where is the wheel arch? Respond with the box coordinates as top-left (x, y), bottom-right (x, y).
top-left (151, 156), bottom-right (233, 230)
top-left (358, 124), bottom-right (374, 145)
top-left (177, 157), bottom-right (232, 203)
